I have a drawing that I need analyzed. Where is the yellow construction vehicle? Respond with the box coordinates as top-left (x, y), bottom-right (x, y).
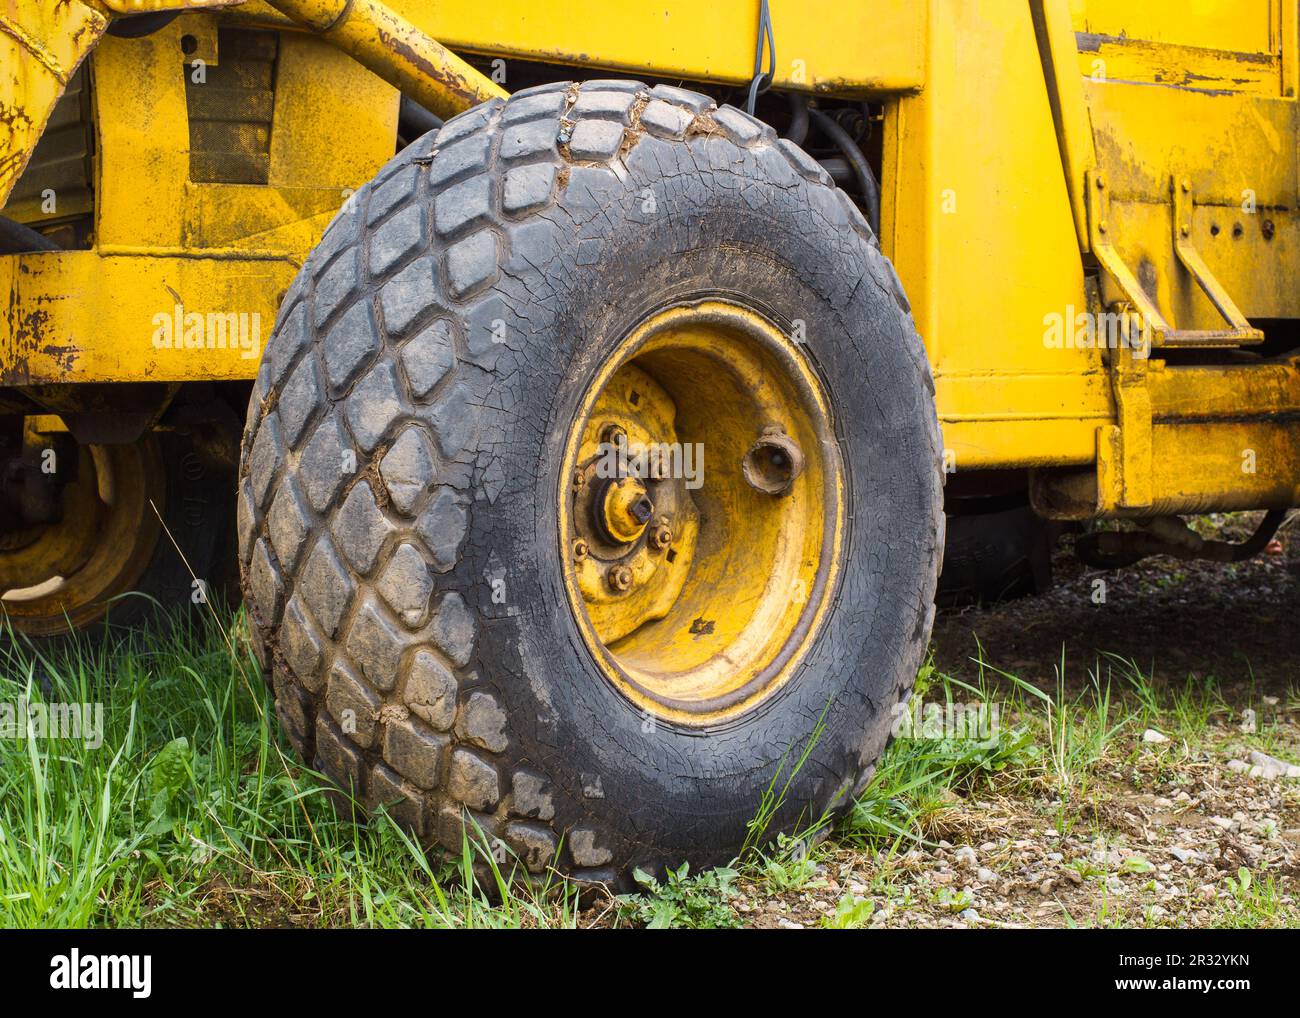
top-left (3, 0), bottom-right (1296, 882)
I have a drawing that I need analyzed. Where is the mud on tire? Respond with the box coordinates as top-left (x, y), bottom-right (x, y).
top-left (237, 80), bottom-right (943, 886)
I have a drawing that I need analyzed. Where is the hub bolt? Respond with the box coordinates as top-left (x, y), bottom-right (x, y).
top-left (649, 523), bottom-right (673, 550)
top-left (629, 495), bottom-right (654, 525)
top-left (607, 565), bottom-right (633, 592)
top-left (572, 538), bottom-right (589, 561)
top-left (598, 476), bottom-right (654, 544)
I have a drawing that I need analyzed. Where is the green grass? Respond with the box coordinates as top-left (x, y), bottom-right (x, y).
top-left (839, 659), bottom-right (1042, 848)
top-left (1, 613), bottom-right (1294, 929)
top-left (0, 613), bottom-right (582, 928)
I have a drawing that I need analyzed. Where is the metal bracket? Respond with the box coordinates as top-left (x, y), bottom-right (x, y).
top-left (1097, 330), bottom-right (1153, 511)
top-left (1085, 172), bottom-right (1155, 509)
top-left (1085, 171), bottom-right (1264, 349)
top-left (1086, 170), bottom-right (1171, 348)
top-left (1086, 171), bottom-right (1266, 510)
top-left (1170, 175), bottom-right (1264, 346)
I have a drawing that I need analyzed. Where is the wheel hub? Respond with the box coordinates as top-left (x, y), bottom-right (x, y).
top-left (0, 419), bottom-right (164, 636)
top-left (595, 475), bottom-right (654, 545)
top-left (568, 363), bottom-right (700, 644)
top-left (559, 301), bottom-right (844, 726)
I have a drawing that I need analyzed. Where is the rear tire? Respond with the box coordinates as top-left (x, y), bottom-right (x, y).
top-left (937, 504), bottom-right (1054, 607)
top-left (1, 421), bottom-right (239, 652)
top-left (238, 81), bottom-right (943, 883)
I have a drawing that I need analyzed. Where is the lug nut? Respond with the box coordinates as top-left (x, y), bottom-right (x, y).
top-left (572, 538), bottom-right (589, 561)
top-left (607, 565), bottom-right (633, 592)
top-left (649, 523), bottom-right (673, 550)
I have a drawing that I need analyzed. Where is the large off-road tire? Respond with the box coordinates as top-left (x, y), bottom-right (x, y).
top-left (936, 504), bottom-right (1054, 607)
top-left (238, 81), bottom-right (943, 885)
top-left (1, 421), bottom-right (238, 650)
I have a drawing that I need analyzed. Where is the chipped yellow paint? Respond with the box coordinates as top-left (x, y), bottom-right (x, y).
top-left (265, 0), bottom-right (507, 119)
top-left (2, 14), bottom-right (397, 386)
top-left (94, 1), bottom-right (241, 12)
top-left (0, 0), bottom-right (107, 207)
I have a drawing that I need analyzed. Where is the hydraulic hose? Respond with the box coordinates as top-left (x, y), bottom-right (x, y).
top-left (809, 107), bottom-right (880, 236)
top-left (1076, 510), bottom-right (1287, 569)
top-left (784, 93), bottom-right (809, 147)
top-left (0, 216), bottom-right (59, 255)
top-left (399, 95), bottom-right (443, 141)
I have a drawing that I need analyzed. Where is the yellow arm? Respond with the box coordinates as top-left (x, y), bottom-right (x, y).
top-left (0, 0), bottom-right (502, 210)
top-left (263, 0), bottom-right (508, 120)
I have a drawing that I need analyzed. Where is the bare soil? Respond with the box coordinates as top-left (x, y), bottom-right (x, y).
top-left (933, 512), bottom-right (1299, 697)
top-left (730, 513), bottom-right (1300, 928)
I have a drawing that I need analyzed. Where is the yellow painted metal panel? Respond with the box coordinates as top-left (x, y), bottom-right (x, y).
top-left (1083, 82), bottom-right (1300, 328)
top-left (1, 251), bottom-right (294, 386)
top-left (1032, 0), bottom-right (1098, 252)
top-left (1075, 36), bottom-right (1284, 96)
top-left (91, 31), bottom-right (190, 249)
top-left (387, 0), bottom-right (927, 94)
top-left (1072, 0), bottom-right (1275, 54)
top-left (0, 0), bottom-right (106, 206)
top-left (1140, 419), bottom-right (1300, 514)
top-left (1071, 0), bottom-right (1287, 96)
top-left (2, 11), bottom-right (400, 389)
top-left (886, 0), bottom-right (1104, 471)
top-left (943, 418), bottom-right (1101, 469)
top-left (91, 19), bottom-right (397, 252)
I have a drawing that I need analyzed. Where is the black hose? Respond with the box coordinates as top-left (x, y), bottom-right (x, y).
top-left (745, 0), bottom-right (775, 115)
top-left (818, 157), bottom-right (852, 186)
top-left (399, 95), bottom-right (443, 141)
top-left (1076, 510), bottom-right (1287, 569)
top-left (809, 107), bottom-right (880, 235)
top-left (0, 216), bottom-right (59, 255)
top-left (784, 93), bottom-right (809, 146)
top-left (806, 108), bottom-right (878, 235)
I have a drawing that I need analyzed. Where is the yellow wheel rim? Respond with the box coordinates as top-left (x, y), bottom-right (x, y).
top-left (1, 428), bottom-right (164, 637)
top-left (559, 301), bottom-right (845, 726)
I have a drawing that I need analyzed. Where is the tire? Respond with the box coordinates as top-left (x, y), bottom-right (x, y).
top-left (237, 80), bottom-right (943, 884)
top-left (936, 504), bottom-right (1054, 607)
top-left (1, 421), bottom-right (239, 650)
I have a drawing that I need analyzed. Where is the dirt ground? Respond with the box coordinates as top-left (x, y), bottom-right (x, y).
top-left (718, 513), bottom-right (1300, 929)
top-left (933, 512), bottom-right (1300, 696)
